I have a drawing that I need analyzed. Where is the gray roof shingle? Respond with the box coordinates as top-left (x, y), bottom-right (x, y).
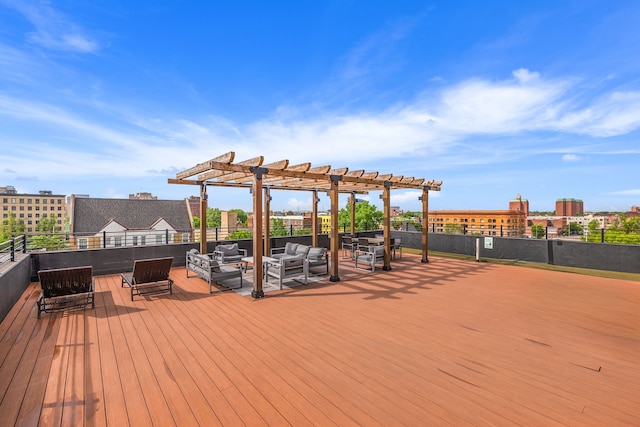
top-left (73, 198), bottom-right (192, 234)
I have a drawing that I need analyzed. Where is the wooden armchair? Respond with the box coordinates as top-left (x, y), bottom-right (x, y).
top-left (121, 257), bottom-right (174, 301)
top-left (37, 266), bottom-right (95, 318)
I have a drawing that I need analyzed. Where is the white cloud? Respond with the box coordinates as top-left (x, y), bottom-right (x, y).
top-left (561, 154), bottom-right (580, 162)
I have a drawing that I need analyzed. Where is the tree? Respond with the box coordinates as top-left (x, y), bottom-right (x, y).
top-left (338, 201), bottom-right (383, 231)
top-left (444, 223), bottom-right (463, 234)
top-left (530, 224), bottom-right (545, 239)
top-left (229, 208), bottom-right (248, 226)
top-left (585, 219), bottom-right (601, 242)
top-left (206, 208), bottom-right (221, 227)
top-left (568, 222), bottom-right (583, 235)
top-left (226, 230), bottom-right (253, 240)
top-left (0, 212), bottom-right (25, 241)
top-left (270, 218), bottom-right (288, 236)
top-left (36, 214), bottom-right (61, 233)
top-left (603, 216), bottom-right (640, 244)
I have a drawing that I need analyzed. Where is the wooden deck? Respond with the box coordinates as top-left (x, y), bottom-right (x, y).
top-left (1, 254), bottom-right (639, 426)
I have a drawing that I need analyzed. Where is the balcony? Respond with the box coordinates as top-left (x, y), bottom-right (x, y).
top-left (1, 237), bottom-right (639, 425)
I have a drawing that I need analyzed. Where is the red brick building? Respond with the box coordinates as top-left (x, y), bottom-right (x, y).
top-left (509, 194), bottom-right (529, 216)
top-left (556, 198), bottom-right (584, 216)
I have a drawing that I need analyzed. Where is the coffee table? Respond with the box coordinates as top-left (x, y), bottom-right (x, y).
top-left (240, 256), bottom-right (277, 273)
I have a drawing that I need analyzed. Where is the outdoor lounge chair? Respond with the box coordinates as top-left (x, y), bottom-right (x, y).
top-left (121, 257), bottom-right (174, 301)
top-left (213, 243), bottom-right (247, 265)
top-left (341, 236), bottom-right (357, 259)
top-left (186, 249), bottom-right (243, 293)
top-left (265, 256), bottom-right (309, 290)
top-left (37, 266), bottom-right (95, 318)
top-left (354, 245), bottom-right (385, 272)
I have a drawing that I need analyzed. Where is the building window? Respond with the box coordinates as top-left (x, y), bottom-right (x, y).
top-left (156, 234), bottom-right (163, 244)
top-left (19, 198), bottom-right (24, 203)
top-left (35, 199), bottom-right (39, 204)
top-left (133, 236), bottom-right (138, 246)
top-left (78, 238), bottom-right (88, 249)
top-left (42, 199), bottom-right (47, 204)
top-left (114, 237), bottom-right (122, 247)
top-left (182, 233), bottom-right (189, 243)
top-left (141, 236), bottom-right (146, 245)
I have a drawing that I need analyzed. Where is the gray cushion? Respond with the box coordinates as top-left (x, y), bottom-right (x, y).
top-left (217, 243), bottom-right (239, 256)
top-left (308, 247), bottom-right (326, 261)
top-left (285, 242), bottom-right (299, 255)
top-left (295, 245), bottom-right (310, 256)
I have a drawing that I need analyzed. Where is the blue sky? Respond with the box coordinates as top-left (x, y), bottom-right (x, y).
top-left (1, 1), bottom-right (640, 213)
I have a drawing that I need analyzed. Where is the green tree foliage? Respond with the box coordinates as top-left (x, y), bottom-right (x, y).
top-left (226, 230), bottom-right (253, 240)
top-left (207, 208), bottom-right (221, 227)
top-left (193, 216), bottom-right (200, 228)
top-left (294, 227), bottom-right (312, 236)
top-left (444, 223), bottom-right (463, 234)
top-left (530, 224), bottom-right (545, 239)
top-left (0, 212), bottom-right (25, 241)
top-left (229, 209), bottom-right (248, 226)
top-left (568, 222), bottom-right (583, 235)
top-left (602, 216), bottom-right (640, 244)
top-left (270, 218), bottom-right (288, 237)
top-left (584, 219), bottom-right (602, 242)
top-left (36, 214), bottom-right (61, 233)
top-left (338, 200), bottom-right (383, 231)
top-left (29, 234), bottom-right (67, 251)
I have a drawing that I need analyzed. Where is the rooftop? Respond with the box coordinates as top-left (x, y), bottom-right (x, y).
top-left (1, 254), bottom-right (639, 425)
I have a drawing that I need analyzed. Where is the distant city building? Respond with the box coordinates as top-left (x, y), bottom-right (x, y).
top-left (319, 213), bottom-right (331, 233)
top-left (1, 186), bottom-right (67, 235)
top-left (69, 196), bottom-right (192, 249)
top-left (428, 210), bottom-right (526, 236)
top-left (187, 195), bottom-right (201, 218)
top-left (556, 198), bottom-right (584, 216)
top-left (509, 194), bottom-right (529, 216)
top-left (390, 206), bottom-right (402, 216)
top-left (129, 192), bottom-right (157, 200)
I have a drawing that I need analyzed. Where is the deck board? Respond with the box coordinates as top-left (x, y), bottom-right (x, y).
top-left (0, 254), bottom-right (639, 426)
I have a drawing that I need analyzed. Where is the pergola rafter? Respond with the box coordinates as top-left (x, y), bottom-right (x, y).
top-left (169, 151), bottom-right (442, 298)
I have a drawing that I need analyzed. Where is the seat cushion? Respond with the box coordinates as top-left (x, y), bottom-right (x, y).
top-left (217, 243), bottom-right (239, 256)
top-left (307, 247), bottom-right (326, 261)
top-left (285, 242), bottom-right (299, 255)
top-left (295, 245), bottom-right (311, 256)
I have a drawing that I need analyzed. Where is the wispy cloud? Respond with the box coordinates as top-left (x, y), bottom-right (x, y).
top-left (609, 189), bottom-right (640, 196)
top-left (561, 154), bottom-right (581, 162)
top-left (0, 0), bottom-right (99, 53)
top-left (2, 68), bottom-right (640, 185)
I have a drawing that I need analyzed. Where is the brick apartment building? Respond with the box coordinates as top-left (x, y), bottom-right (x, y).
top-left (428, 210), bottom-right (526, 236)
top-left (556, 198), bottom-right (584, 216)
top-left (1, 186), bottom-right (67, 235)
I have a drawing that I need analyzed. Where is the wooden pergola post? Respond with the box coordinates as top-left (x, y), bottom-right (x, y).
top-left (421, 187), bottom-right (429, 263)
top-left (251, 167), bottom-right (266, 298)
top-left (199, 183), bottom-right (208, 254)
top-left (329, 175), bottom-right (341, 282)
top-left (264, 187), bottom-right (271, 257)
top-left (312, 190), bottom-right (319, 248)
top-left (382, 181), bottom-right (392, 271)
top-left (350, 193), bottom-right (356, 236)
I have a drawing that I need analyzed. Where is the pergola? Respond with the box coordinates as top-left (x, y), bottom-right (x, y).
top-left (169, 151), bottom-right (442, 298)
